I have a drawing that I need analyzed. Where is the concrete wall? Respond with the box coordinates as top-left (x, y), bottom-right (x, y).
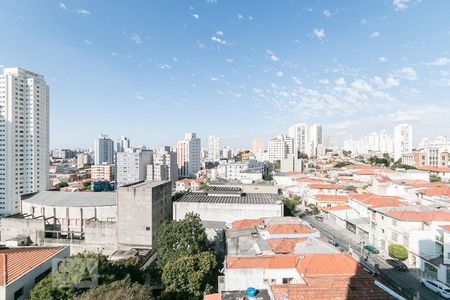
top-left (224, 268), bottom-right (303, 291)
top-left (173, 202), bottom-right (283, 224)
top-left (117, 181), bottom-right (172, 249)
top-left (0, 218), bottom-right (45, 245)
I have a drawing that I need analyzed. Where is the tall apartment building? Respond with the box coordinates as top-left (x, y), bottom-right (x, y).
top-left (116, 148), bottom-right (153, 186)
top-left (176, 133), bottom-right (201, 178)
top-left (344, 131), bottom-right (394, 155)
top-left (251, 137), bottom-right (263, 154)
top-left (288, 123), bottom-right (308, 156)
top-left (52, 149), bottom-right (75, 159)
top-left (147, 146), bottom-right (178, 185)
top-left (76, 153), bottom-right (91, 168)
top-left (207, 135), bottom-right (220, 162)
top-left (394, 124), bottom-right (412, 161)
top-left (222, 146), bottom-right (233, 160)
top-left (309, 124), bottom-right (323, 157)
top-left (90, 163), bottom-right (115, 181)
top-left (0, 67), bottom-right (49, 216)
top-left (94, 134), bottom-right (115, 165)
top-left (267, 135), bottom-right (294, 161)
top-left (402, 136), bottom-right (450, 168)
top-left (116, 135), bottom-right (130, 153)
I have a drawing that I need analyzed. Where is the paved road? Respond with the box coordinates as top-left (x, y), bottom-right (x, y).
top-left (300, 213), bottom-right (441, 300)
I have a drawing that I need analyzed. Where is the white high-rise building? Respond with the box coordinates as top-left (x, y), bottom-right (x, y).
top-left (94, 134), bottom-right (115, 165)
top-left (394, 124), bottom-right (412, 161)
top-left (207, 135), bottom-right (220, 162)
top-left (288, 123), bottom-right (308, 157)
top-left (176, 133), bottom-right (201, 178)
top-left (222, 146), bottom-right (234, 160)
top-left (0, 68), bottom-right (49, 216)
top-left (267, 135), bottom-right (294, 161)
top-left (309, 124), bottom-right (323, 157)
top-left (116, 136), bottom-right (130, 153)
top-left (147, 146), bottom-right (178, 185)
top-left (116, 148), bottom-right (153, 186)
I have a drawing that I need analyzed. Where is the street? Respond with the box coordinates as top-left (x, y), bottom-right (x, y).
top-left (300, 213), bottom-right (442, 300)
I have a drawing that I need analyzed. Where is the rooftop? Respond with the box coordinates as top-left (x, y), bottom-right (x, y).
top-left (308, 184), bottom-right (345, 189)
top-left (417, 166), bottom-right (450, 173)
top-left (175, 192), bottom-right (282, 205)
top-left (388, 210), bottom-right (450, 222)
top-left (120, 180), bottom-right (170, 189)
top-left (22, 191), bottom-right (116, 207)
top-left (231, 218), bottom-right (263, 229)
top-left (0, 247), bottom-right (67, 285)
top-left (350, 193), bottom-right (406, 208)
top-left (315, 195), bottom-right (348, 203)
top-left (266, 224), bottom-right (315, 235)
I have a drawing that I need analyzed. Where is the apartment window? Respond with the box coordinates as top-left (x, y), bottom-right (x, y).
top-left (282, 278), bottom-right (294, 284)
top-left (14, 287), bottom-right (24, 300)
top-left (391, 232), bottom-right (398, 241)
top-left (145, 227), bottom-right (150, 231)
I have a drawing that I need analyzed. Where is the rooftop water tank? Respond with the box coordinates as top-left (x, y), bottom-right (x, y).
top-left (246, 287), bottom-right (257, 297)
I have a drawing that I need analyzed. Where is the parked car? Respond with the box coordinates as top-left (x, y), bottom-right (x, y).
top-left (315, 215), bottom-right (324, 221)
top-left (363, 245), bottom-right (379, 254)
top-left (386, 259), bottom-right (408, 271)
top-left (420, 278), bottom-right (450, 298)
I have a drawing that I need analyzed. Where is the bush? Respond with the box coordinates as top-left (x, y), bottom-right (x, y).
top-left (388, 244), bottom-right (408, 261)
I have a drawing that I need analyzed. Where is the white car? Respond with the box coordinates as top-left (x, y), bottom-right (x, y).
top-left (420, 278), bottom-right (450, 298)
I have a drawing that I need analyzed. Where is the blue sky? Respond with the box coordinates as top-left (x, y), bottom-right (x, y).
top-left (1, 0), bottom-right (449, 149)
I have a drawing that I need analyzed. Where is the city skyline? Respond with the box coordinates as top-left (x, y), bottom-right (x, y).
top-left (1, 1), bottom-right (449, 149)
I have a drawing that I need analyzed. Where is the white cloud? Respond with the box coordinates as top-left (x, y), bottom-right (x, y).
top-left (59, 2), bottom-right (67, 10)
top-left (351, 79), bottom-right (372, 92)
top-left (373, 76), bottom-right (400, 89)
top-left (77, 9), bottom-right (90, 16)
top-left (84, 39), bottom-right (93, 45)
top-left (427, 57), bottom-right (450, 66)
top-left (370, 32), bottom-right (380, 38)
top-left (159, 64), bottom-right (171, 69)
top-left (313, 28), bottom-right (326, 40)
top-left (266, 50), bottom-right (279, 62)
top-left (323, 10), bottom-right (331, 18)
top-left (319, 79), bottom-right (330, 85)
top-left (210, 76), bottom-right (219, 81)
top-left (134, 92), bottom-right (144, 100)
top-left (211, 36), bottom-right (226, 45)
top-left (393, 0), bottom-right (409, 11)
top-left (130, 33), bottom-right (143, 44)
top-left (395, 67), bottom-right (417, 80)
top-left (206, 0), bottom-right (217, 3)
top-left (335, 78), bottom-right (346, 86)
top-left (225, 57), bottom-right (234, 63)
top-left (378, 57), bottom-right (387, 63)
top-left (238, 14), bottom-right (243, 20)
top-left (391, 105), bottom-right (441, 122)
top-left (192, 14), bottom-right (199, 19)
top-left (110, 52), bottom-right (118, 56)
top-left (216, 30), bottom-right (224, 36)
top-left (276, 71), bottom-right (284, 77)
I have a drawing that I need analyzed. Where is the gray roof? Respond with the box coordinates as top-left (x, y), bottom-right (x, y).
top-left (222, 290), bottom-right (271, 300)
top-left (294, 237), bottom-right (340, 254)
top-left (206, 185), bottom-right (242, 193)
top-left (119, 180), bottom-right (170, 189)
top-left (176, 192), bottom-right (282, 205)
top-left (22, 191), bottom-right (116, 207)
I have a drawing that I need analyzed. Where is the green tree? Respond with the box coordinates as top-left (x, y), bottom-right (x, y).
top-left (430, 175), bottom-right (442, 183)
top-left (307, 204), bottom-right (320, 215)
top-left (75, 277), bottom-right (152, 300)
top-left (172, 191), bottom-right (186, 201)
top-left (161, 252), bottom-right (216, 300)
top-left (282, 196), bottom-right (301, 216)
top-left (335, 161), bottom-right (351, 168)
top-left (388, 244), bottom-right (409, 261)
top-left (199, 181), bottom-right (208, 190)
top-left (29, 253), bottom-right (143, 300)
top-left (155, 213), bottom-right (208, 270)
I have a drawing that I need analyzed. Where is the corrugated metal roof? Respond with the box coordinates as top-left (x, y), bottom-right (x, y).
top-left (22, 191), bottom-right (116, 207)
top-left (176, 192), bottom-right (282, 205)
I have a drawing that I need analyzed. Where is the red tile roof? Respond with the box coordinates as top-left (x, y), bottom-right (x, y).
top-left (417, 166), bottom-right (450, 173)
top-left (226, 255), bottom-right (299, 269)
top-left (350, 193), bottom-right (405, 208)
top-left (231, 218), bottom-right (263, 229)
top-left (440, 225), bottom-right (450, 231)
top-left (419, 187), bottom-right (450, 197)
top-left (389, 211), bottom-right (450, 222)
top-left (294, 178), bottom-right (328, 183)
top-left (322, 205), bottom-right (352, 211)
top-left (0, 247), bottom-right (66, 285)
top-left (296, 253), bottom-right (359, 276)
top-left (266, 224), bottom-right (315, 235)
top-left (203, 293), bottom-right (220, 300)
top-left (354, 169), bottom-right (376, 175)
top-left (308, 184), bottom-right (345, 190)
top-left (391, 179), bottom-right (443, 187)
top-left (315, 195), bottom-right (348, 203)
top-left (268, 238), bottom-right (307, 254)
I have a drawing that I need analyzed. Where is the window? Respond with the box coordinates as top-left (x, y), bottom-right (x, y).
top-left (14, 287), bottom-right (24, 300)
top-left (145, 227), bottom-right (150, 231)
top-left (282, 278), bottom-right (294, 284)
